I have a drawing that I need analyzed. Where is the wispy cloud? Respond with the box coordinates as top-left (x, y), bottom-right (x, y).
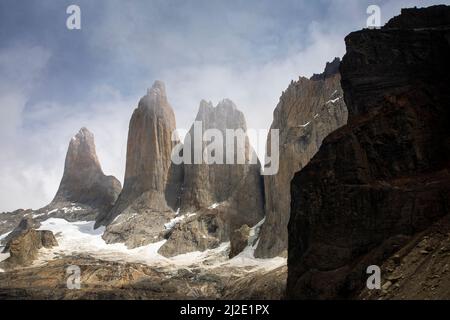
top-left (0, 0), bottom-right (448, 212)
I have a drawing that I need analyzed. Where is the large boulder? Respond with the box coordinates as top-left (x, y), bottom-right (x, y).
top-left (1, 217), bottom-right (58, 268)
top-left (1, 216), bottom-right (39, 248)
top-left (287, 5), bottom-right (450, 299)
top-left (98, 81), bottom-right (183, 248)
top-left (158, 208), bottom-right (229, 258)
top-left (255, 60), bottom-right (348, 258)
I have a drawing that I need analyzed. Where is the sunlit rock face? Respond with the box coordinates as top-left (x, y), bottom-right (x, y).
top-left (255, 59), bottom-right (348, 259)
top-left (97, 81), bottom-right (183, 248)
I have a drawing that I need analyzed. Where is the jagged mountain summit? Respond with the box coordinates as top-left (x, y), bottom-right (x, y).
top-left (97, 81), bottom-right (183, 248)
top-left (51, 127), bottom-right (122, 216)
top-left (0, 127), bottom-right (122, 230)
top-left (287, 5), bottom-right (450, 299)
top-left (254, 59), bottom-right (348, 258)
top-left (158, 99), bottom-right (265, 257)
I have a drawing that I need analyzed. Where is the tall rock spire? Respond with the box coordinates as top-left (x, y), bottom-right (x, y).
top-left (52, 127), bottom-right (122, 214)
top-left (97, 81), bottom-right (183, 248)
top-left (158, 98), bottom-right (265, 257)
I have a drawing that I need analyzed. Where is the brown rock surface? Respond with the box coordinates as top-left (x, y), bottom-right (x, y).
top-left (52, 127), bottom-right (121, 218)
top-left (98, 81), bottom-right (183, 248)
top-left (158, 208), bottom-right (229, 258)
top-left (159, 99), bottom-right (264, 256)
top-left (255, 60), bottom-right (348, 258)
top-left (229, 225), bottom-right (251, 259)
top-left (287, 5), bottom-right (450, 299)
top-left (358, 214), bottom-right (450, 300)
top-left (1, 218), bottom-right (57, 268)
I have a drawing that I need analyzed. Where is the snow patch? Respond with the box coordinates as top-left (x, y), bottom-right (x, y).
top-left (0, 230), bottom-right (12, 241)
top-left (0, 247), bottom-right (10, 264)
top-left (299, 121), bottom-right (311, 128)
top-left (326, 97), bottom-right (341, 104)
top-left (36, 218), bottom-right (169, 265)
top-left (164, 213), bottom-right (196, 230)
top-left (208, 203), bottom-right (220, 209)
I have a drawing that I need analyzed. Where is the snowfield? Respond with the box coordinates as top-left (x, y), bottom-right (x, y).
top-left (34, 218), bottom-right (286, 271)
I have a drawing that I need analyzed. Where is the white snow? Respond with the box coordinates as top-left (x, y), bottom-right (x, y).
top-left (47, 208), bottom-right (58, 215)
top-left (314, 113), bottom-right (319, 118)
top-left (208, 203), bottom-right (220, 209)
top-left (36, 218), bottom-right (169, 265)
top-left (62, 206), bottom-right (82, 213)
top-left (225, 222), bottom-right (285, 270)
top-left (0, 246), bottom-right (10, 264)
top-left (112, 212), bottom-right (137, 224)
top-left (164, 213), bottom-right (196, 230)
top-left (33, 212), bottom-right (46, 218)
top-left (5, 216), bottom-right (285, 273)
top-left (326, 97), bottom-right (341, 104)
top-left (299, 121), bottom-right (311, 128)
top-left (0, 230), bottom-right (12, 241)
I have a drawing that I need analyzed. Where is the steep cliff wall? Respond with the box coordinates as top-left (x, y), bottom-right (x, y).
top-left (287, 5), bottom-right (450, 299)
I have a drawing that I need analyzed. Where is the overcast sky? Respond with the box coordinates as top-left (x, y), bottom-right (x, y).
top-left (0, 0), bottom-right (448, 212)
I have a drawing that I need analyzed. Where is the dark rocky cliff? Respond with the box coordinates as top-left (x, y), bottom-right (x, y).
top-left (287, 5), bottom-right (450, 299)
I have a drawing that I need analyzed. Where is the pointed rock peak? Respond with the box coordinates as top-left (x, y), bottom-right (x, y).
top-left (310, 57), bottom-right (341, 81)
top-left (195, 98), bottom-right (243, 124)
top-left (67, 127), bottom-right (101, 172)
top-left (139, 80), bottom-right (172, 114)
top-left (197, 99), bottom-right (214, 115)
top-left (71, 127), bottom-right (95, 148)
top-left (147, 80), bottom-right (167, 98)
top-left (217, 98), bottom-right (237, 111)
top-left (52, 128), bottom-right (122, 213)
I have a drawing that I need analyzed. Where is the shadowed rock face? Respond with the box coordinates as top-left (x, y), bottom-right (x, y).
top-left (52, 127), bottom-right (121, 216)
top-left (158, 99), bottom-right (264, 257)
top-left (287, 5), bottom-right (450, 299)
top-left (255, 61), bottom-right (348, 258)
top-left (98, 81), bottom-right (183, 248)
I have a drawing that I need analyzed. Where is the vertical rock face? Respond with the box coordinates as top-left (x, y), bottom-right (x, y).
top-left (181, 99), bottom-right (263, 222)
top-left (255, 61), bottom-right (348, 258)
top-left (158, 99), bottom-right (265, 257)
top-left (287, 5), bottom-right (450, 299)
top-left (52, 127), bottom-right (122, 216)
top-left (98, 81), bottom-right (183, 248)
